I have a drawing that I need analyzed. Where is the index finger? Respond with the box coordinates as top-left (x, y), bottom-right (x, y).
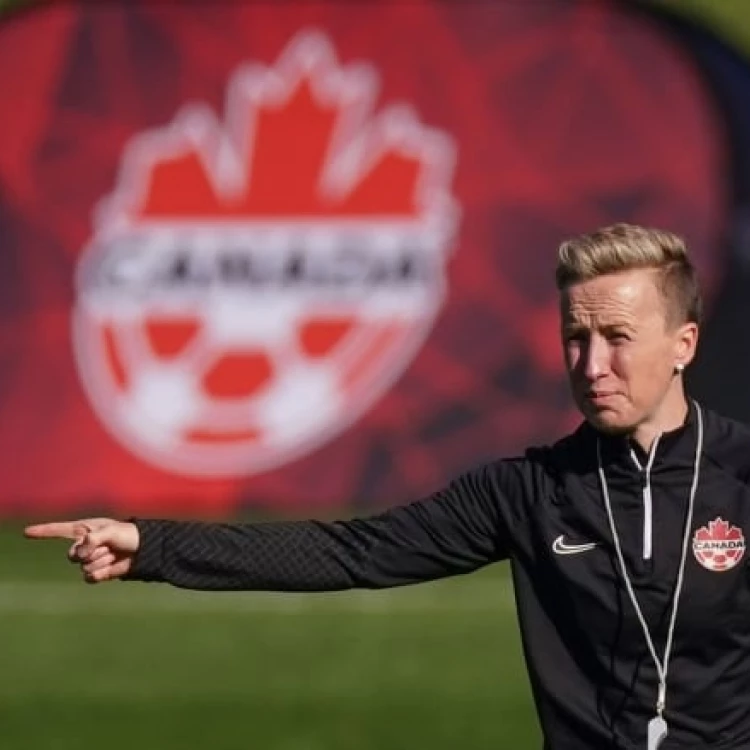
top-left (24, 522), bottom-right (90, 541)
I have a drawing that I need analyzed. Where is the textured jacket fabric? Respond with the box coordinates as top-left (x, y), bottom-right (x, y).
top-left (126, 402), bottom-right (750, 749)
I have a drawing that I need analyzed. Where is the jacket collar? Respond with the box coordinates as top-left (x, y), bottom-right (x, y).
top-left (578, 399), bottom-right (699, 472)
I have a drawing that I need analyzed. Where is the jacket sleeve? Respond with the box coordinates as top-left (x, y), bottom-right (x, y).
top-left (123, 460), bottom-right (531, 592)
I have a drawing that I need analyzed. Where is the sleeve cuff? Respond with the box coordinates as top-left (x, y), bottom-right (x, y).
top-left (122, 519), bottom-right (172, 582)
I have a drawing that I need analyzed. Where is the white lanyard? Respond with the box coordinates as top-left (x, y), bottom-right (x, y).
top-left (595, 403), bottom-right (703, 750)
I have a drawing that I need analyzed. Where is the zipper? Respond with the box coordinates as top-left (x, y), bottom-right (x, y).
top-left (629, 435), bottom-right (660, 561)
top-left (642, 480), bottom-right (653, 560)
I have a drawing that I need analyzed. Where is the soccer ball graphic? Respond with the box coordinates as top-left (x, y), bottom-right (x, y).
top-left (74, 261), bottom-right (435, 477)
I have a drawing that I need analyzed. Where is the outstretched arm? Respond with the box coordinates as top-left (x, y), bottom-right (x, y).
top-left (26, 461), bottom-right (527, 592)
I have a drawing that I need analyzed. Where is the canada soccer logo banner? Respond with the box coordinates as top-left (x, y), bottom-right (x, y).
top-left (71, 30), bottom-right (459, 477)
top-left (692, 517), bottom-right (746, 572)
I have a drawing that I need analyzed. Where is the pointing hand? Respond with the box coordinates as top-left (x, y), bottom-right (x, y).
top-left (24, 518), bottom-right (140, 583)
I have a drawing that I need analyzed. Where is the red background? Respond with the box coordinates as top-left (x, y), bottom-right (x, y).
top-left (0, 1), bottom-right (728, 517)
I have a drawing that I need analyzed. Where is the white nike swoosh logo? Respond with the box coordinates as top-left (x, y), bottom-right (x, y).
top-left (552, 535), bottom-right (599, 555)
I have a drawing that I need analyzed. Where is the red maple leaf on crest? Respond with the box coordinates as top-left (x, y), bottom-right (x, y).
top-left (695, 517), bottom-right (743, 542)
top-left (96, 29), bottom-right (458, 228)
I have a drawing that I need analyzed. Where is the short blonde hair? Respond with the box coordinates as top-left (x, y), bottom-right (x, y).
top-left (556, 223), bottom-right (702, 326)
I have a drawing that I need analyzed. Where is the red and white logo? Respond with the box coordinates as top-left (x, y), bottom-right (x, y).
top-left (692, 517), bottom-right (746, 572)
top-left (71, 29), bottom-right (459, 477)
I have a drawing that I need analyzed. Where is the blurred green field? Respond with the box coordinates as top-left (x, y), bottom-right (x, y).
top-left (0, 525), bottom-right (539, 750)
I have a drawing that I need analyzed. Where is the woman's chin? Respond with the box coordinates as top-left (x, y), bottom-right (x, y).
top-left (582, 404), bottom-right (633, 435)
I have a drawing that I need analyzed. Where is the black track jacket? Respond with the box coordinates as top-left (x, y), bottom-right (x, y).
top-left (126, 403), bottom-right (750, 749)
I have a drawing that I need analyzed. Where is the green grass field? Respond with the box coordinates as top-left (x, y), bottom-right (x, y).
top-left (0, 525), bottom-right (540, 750)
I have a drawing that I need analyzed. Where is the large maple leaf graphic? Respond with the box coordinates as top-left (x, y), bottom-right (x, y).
top-left (96, 29), bottom-right (458, 232)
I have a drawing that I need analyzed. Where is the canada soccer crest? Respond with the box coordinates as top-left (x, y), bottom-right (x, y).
top-left (71, 29), bottom-right (459, 477)
top-left (692, 517), bottom-right (746, 572)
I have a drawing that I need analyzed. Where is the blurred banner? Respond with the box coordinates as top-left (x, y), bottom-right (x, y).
top-left (0, 0), bottom-right (748, 516)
